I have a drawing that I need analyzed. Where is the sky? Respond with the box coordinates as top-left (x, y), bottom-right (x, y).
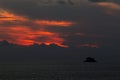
top-left (0, 0), bottom-right (120, 48)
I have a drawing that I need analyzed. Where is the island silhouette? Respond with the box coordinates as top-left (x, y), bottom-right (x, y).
top-left (84, 57), bottom-right (97, 62)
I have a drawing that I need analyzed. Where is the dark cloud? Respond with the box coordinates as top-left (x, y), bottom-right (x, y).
top-left (0, 0), bottom-right (120, 47)
top-left (89, 0), bottom-right (107, 2)
top-left (89, 0), bottom-right (120, 4)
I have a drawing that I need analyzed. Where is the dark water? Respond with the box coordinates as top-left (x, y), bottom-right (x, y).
top-left (0, 63), bottom-right (120, 80)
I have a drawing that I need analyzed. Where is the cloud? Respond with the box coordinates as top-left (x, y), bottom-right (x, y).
top-left (0, 9), bottom-right (74, 47)
top-left (89, 0), bottom-right (107, 2)
top-left (89, 0), bottom-right (120, 4)
top-left (93, 2), bottom-right (120, 16)
top-left (0, 0), bottom-right (120, 47)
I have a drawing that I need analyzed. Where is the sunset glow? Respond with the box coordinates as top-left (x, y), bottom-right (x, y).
top-left (0, 26), bottom-right (67, 47)
top-left (0, 10), bottom-right (27, 21)
top-left (35, 20), bottom-right (74, 27)
top-left (0, 10), bottom-right (73, 47)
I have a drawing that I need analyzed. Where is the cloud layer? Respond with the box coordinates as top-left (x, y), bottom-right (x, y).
top-left (0, 0), bottom-right (120, 47)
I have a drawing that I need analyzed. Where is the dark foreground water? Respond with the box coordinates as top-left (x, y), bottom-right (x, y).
top-left (0, 63), bottom-right (120, 80)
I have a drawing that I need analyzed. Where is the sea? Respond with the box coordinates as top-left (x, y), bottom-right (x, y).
top-left (0, 63), bottom-right (120, 80)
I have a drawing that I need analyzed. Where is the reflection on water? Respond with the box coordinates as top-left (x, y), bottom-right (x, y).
top-left (0, 64), bottom-right (120, 80)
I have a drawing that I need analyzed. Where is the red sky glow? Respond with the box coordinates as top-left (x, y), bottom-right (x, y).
top-left (0, 10), bottom-right (74, 47)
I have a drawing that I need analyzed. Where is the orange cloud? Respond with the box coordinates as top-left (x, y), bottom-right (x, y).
top-left (96, 2), bottom-right (120, 10)
top-left (0, 9), bottom-right (28, 21)
top-left (0, 10), bottom-right (74, 47)
top-left (35, 20), bottom-right (74, 27)
top-left (93, 2), bottom-right (120, 16)
top-left (0, 26), bottom-right (68, 47)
